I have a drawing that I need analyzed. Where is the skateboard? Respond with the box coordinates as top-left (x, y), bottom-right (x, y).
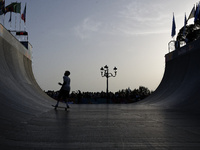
top-left (52, 105), bottom-right (68, 111)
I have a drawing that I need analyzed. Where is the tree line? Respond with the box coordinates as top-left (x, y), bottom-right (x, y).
top-left (46, 86), bottom-right (153, 104)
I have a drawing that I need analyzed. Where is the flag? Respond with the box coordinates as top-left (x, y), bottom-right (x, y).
top-left (0, 0), bottom-right (5, 15)
top-left (5, 2), bottom-right (21, 14)
top-left (184, 13), bottom-right (187, 26)
top-left (188, 5), bottom-right (195, 21)
top-left (183, 13), bottom-right (187, 36)
top-left (194, 3), bottom-right (200, 23)
top-left (21, 4), bottom-right (26, 22)
top-left (171, 13), bottom-right (176, 37)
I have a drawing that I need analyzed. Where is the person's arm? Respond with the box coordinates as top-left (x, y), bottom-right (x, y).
top-left (58, 81), bottom-right (66, 86)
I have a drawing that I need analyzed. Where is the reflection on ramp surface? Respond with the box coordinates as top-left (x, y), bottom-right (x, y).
top-left (1, 23), bottom-right (200, 149)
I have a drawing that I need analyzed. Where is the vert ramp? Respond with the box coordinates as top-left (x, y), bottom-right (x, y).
top-left (0, 24), bottom-right (54, 131)
top-left (1, 23), bottom-right (200, 149)
top-left (141, 38), bottom-right (200, 109)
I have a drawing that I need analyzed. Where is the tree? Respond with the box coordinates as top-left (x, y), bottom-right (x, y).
top-left (138, 86), bottom-right (151, 99)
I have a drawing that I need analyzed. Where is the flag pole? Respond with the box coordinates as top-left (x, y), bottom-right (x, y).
top-left (2, 14), bottom-right (4, 26)
top-left (9, 12), bottom-right (12, 30)
top-left (19, 13), bottom-right (21, 31)
top-left (24, 21), bottom-right (26, 31)
top-left (1, 15), bottom-right (4, 26)
top-left (23, 3), bottom-right (26, 31)
top-left (15, 15), bottom-right (17, 31)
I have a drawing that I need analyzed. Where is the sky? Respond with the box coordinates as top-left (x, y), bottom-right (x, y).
top-left (1, 0), bottom-right (198, 93)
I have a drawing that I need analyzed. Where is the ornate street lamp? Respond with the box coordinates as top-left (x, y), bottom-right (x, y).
top-left (100, 65), bottom-right (117, 103)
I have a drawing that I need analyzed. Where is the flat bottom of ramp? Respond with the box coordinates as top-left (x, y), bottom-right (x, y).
top-left (2, 104), bottom-right (200, 150)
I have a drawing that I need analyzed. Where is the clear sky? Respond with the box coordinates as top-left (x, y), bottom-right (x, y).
top-left (1, 0), bottom-right (198, 93)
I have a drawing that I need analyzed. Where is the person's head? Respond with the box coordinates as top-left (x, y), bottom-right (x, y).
top-left (64, 71), bottom-right (70, 76)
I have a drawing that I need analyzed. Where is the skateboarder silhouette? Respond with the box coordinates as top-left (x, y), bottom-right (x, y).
top-left (55, 70), bottom-right (71, 109)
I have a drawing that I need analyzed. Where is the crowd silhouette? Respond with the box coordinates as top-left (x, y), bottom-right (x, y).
top-left (46, 86), bottom-right (153, 104)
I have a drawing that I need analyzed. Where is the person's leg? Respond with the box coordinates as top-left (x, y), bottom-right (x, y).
top-left (55, 100), bottom-right (59, 107)
top-left (55, 90), bottom-right (63, 107)
top-left (63, 91), bottom-right (70, 108)
top-left (66, 100), bottom-right (70, 108)
top-left (65, 100), bottom-right (70, 108)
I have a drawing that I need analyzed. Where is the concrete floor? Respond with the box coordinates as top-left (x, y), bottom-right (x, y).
top-left (2, 104), bottom-right (200, 150)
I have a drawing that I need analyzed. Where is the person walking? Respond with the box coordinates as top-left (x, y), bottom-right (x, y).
top-left (55, 70), bottom-right (71, 109)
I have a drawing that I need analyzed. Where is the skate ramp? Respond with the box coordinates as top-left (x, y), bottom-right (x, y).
top-left (1, 22), bottom-right (200, 149)
top-left (141, 38), bottom-right (200, 109)
top-left (0, 20), bottom-right (200, 121)
top-left (0, 24), bottom-right (54, 138)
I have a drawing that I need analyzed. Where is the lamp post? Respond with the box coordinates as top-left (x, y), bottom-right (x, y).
top-left (100, 65), bottom-right (117, 103)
